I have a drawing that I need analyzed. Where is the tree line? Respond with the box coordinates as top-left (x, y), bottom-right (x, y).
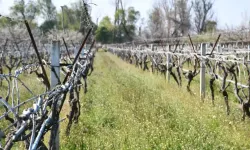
top-left (96, 0), bottom-right (217, 44)
top-left (0, 0), bottom-right (95, 36)
top-left (0, 0), bottom-right (232, 44)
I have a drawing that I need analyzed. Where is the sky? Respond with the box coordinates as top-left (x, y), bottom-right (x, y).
top-left (0, 0), bottom-right (250, 29)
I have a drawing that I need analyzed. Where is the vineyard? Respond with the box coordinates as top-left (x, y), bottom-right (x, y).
top-left (2, 29), bottom-right (250, 149)
top-left (1, 0), bottom-right (250, 149)
top-left (0, 5), bottom-right (97, 148)
top-left (106, 39), bottom-right (250, 120)
top-left (61, 51), bottom-right (250, 149)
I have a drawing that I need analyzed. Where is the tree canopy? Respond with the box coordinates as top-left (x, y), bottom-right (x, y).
top-left (95, 6), bottom-right (140, 44)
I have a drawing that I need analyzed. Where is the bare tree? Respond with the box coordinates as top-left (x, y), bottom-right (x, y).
top-left (160, 0), bottom-right (175, 37)
top-left (157, 0), bottom-right (192, 37)
top-left (192, 0), bottom-right (214, 34)
top-left (147, 5), bottom-right (166, 39)
top-left (171, 0), bottom-right (192, 36)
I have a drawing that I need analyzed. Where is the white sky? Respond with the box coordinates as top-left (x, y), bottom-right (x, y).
top-left (0, 0), bottom-right (250, 28)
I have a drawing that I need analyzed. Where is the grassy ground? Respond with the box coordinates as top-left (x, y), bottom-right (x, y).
top-left (59, 51), bottom-right (250, 150)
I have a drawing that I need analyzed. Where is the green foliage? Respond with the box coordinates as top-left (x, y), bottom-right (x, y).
top-left (127, 7), bottom-right (140, 25)
top-left (0, 17), bottom-right (16, 28)
top-left (56, 7), bottom-right (80, 31)
top-left (95, 16), bottom-right (113, 44)
top-left (39, 20), bottom-right (57, 34)
top-left (38, 0), bottom-right (56, 21)
top-left (38, 0), bottom-right (57, 33)
top-left (55, 0), bottom-right (95, 35)
top-left (10, 0), bottom-right (25, 19)
top-left (3, 0), bottom-right (96, 34)
top-left (205, 20), bottom-right (217, 33)
top-left (114, 9), bottom-right (125, 25)
top-left (0, 0), bottom-right (40, 29)
top-left (113, 7), bottom-right (140, 43)
top-left (10, 0), bottom-right (40, 21)
top-left (95, 26), bottom-right (112, 44)
top-left (99, 16), bottom-right (113, 30)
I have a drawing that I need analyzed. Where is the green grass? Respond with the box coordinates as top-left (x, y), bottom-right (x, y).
top-left (59, 51), bottom-right (250, 150)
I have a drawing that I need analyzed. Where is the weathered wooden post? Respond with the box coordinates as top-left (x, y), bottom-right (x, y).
top-left (238, 64), bottom-right (241, 81)
top-left (74, 46), bottom-right (78, 58)
top-left (216, 44), bottom-right (222, 74)
top-left (243, 57), bottom-right (246, 78)
top-left (166, 52), bottom-right (171, 82)
top-left (200, 43), bottom-right (206, 99)
top-left (51, 41), bottom-right (60, 87)
top-left (151, 44), bottom-right (154, 51)
top-left (138, 45), bottom-right (142, 50)
top-left (50, 40), bottom-right (60, 150)
top-left (217, 44), bottom-right (221, 53)
top-left (248, 43), bottom-right (250, 61)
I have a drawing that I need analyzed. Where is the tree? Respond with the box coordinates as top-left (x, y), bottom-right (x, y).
top-left (39, 20), bottom-right (57, 34)
top-left (10, 0), bottom-right (40, 22)
top-left (0, 0), bottom-right (38, 31)
top-left (147, 5), bottom-right (165, 39)
top-left (171, 0), bottom-right (192, 36)
top-left (95, 16), bottom-right (113, 43)
top-left (112, 0), bottom-right (140, 43)
top-left (159, 0), bottom-right (191, 37)
top-left (192, 0), bottom-right (214, 34)
top-left (38, 0), bottom-right (57, 33)
top-left (160, 0), bottom-right (174, 37)
top-left (205, 20), bottom-right (217, 33)
top-left (38, 0), bottom-right (56, 21)
top-left (127, 7), bottom-right (140, 25)
top-left (99, 16), bottom-right (113, 30)
top-left (126, 7), bottom-right (140, 38)
top-left (0, 17), bottom-right (16, 28)
top-left (95, 26), bottom-right (112, 43)
top-left (114, 7), bottom-right (140, 42)
top-left (55, 0), bottom-right (94, 35)
top-left (57, 6), bottom-right (80, 31)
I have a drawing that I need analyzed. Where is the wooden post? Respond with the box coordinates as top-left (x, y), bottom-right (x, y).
top-left (217, 44), bottom-right (221, 53)
top-left (74, 46), bottom-right (78, 57)
top-left (139, 45), bottom-right (142, 50)
top-left (248, 43), bottom-right (250, 61)
top-left (243, 57), bottom-right (246, 78)
top-left (216, 44), bottom-right (221, 74)
top-left (61, 6), bottom-right (65, 34)
top-left (50, 41), bottom-right (60, 150)
top-left (166, 53), bottom-right (171, 82)
top-left (200, 43), bottom-right (206, 99)
top-left (51, 41), bottom-right (60, 87)
top-left (151, 44), bottom-right (154, 51)
top-left (238, 65), bottom-right (241, 81)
